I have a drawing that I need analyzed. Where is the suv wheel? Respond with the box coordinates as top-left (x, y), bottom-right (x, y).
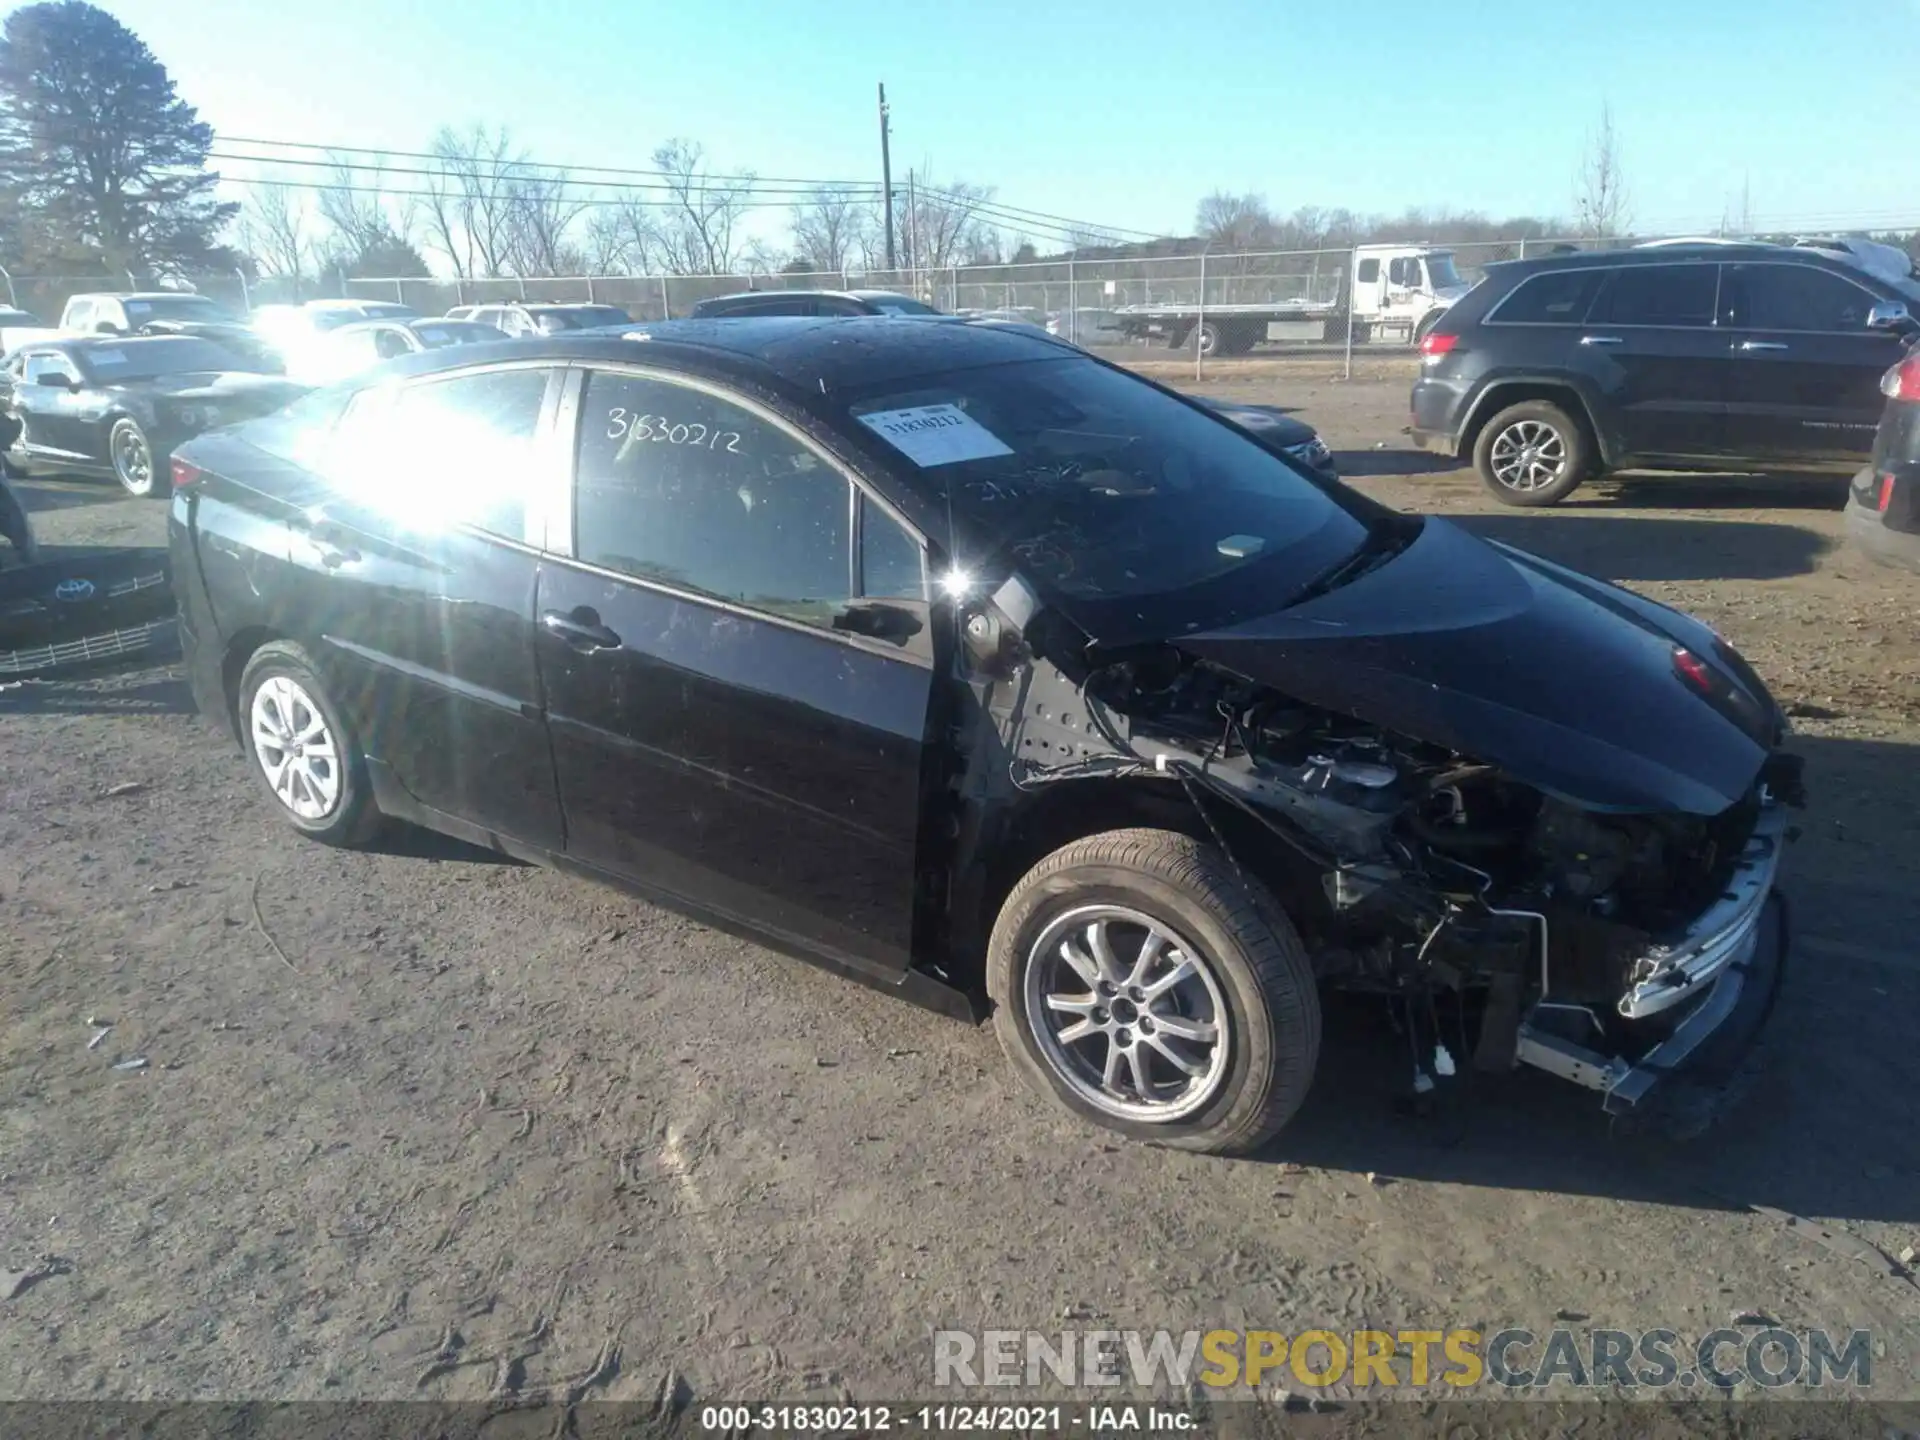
top-left (1473, 400), bottom-right (1592, 506)
top-left (986, 828), bottom-right (1320, 1155)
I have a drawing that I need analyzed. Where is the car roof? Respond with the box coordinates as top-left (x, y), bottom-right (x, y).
top-left (697, 289), bottom-right (868, 305)
top-left (1489, 241), bottom-right (1868, 277)
top-left (68, 291), bottom-right (217, 302)
top-left (365, 315), bottom-right (1077, 393)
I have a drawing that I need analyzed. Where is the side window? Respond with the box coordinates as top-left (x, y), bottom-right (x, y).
top-left (373, 328), bottom-right (413, 360)
top-left (65, 300), bottom-right (93, 330)
top-left (329, 366), bottom-right (551, 537)
top-left (859, 495), bottom-right (928, 601)
top-left (1388, 257), bottom-right (1416, 286)
top-left (1586, 264), bottom-right (1719, 328)
top-left (23, 354), bottom-right (77, 385)
top-left (1355, 258), bottom-right (1381, 284)
top-left (1729, 265), bottom-right (1877, 332)
top-left (573, 370), bottom-right (853, 629)
top-left (1488, 269), bottom-right (1607, 325)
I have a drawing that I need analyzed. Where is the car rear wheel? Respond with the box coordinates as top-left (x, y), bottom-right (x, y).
top-left (108, 417), bottom-right (159, 498)
top-left (1473, 400), bottom-right (1591, 506)
top-left (238, 641), bottom-right (381, 847)
top-left (986, 828), bottom-right (1320, 1155)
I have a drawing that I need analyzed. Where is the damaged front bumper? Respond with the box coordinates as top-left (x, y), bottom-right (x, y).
top-left (0, 549), bottom-right (177, 681)
top-left (1514, 802), bottom-right (1791, 1126)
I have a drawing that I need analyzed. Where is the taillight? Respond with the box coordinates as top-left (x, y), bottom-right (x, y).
top-left (1419, 332), bottom-right (1459, 360)
top-left (170, 455), bottom-right (205, 492)
top-left (1877, 471), bottom-right (1896, 513)
top-left (1880, 353), bottom-right (1920, 401)
top-left (1672, 645), bottom-right (1714, 695)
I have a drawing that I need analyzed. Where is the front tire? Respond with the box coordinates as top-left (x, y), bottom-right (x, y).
top-left (238, 641), bottom-right (382, 847)
top-left (108, 417), bottom-right (160, 498)
top-left (1472, 399), bottom-right (1592, 506)
top-left (986, 828), bottom-right (1321, 1155)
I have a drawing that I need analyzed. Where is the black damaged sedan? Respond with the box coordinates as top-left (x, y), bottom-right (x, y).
top-left (167, 318), bottom-right (1803, 1154)
top-left (2, 336), bottom-right (308, 497)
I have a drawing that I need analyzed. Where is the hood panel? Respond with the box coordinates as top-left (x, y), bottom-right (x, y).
top-left (130, 373), bottom-right (305, 404)
top-left (1172, 518), bottom-right (1776, 815)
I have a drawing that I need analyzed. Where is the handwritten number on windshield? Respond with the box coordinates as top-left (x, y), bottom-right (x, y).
top-left (608, 408), bottom-right (741, 453)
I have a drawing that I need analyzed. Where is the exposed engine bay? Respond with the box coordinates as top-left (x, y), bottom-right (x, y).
top-left (989, 642), bottom-right (1804, 1108)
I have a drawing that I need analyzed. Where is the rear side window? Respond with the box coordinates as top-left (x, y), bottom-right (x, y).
top-left (573, 370), bottom-right (853, 629)
top-left (1487, 269), bottom-right (1607, 325)
top-left (1355, 259), bottom-right (1380, 283)
top-left (328, 366), bottom-right (552, 537)
top-left (1725, 264), bottom-right (1878, 332)
top-left (1587, 264), bottom-right (1719, 328)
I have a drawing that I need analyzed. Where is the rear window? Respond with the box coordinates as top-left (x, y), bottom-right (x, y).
top-left (1488, 269), bottom-right (1607, 325)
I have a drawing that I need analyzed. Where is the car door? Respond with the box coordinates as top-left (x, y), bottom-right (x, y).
top-left (535, 364), bottom-right (939, 977)
top-left (280, 361), bottom-right (568, 850)
top-left (1719, 261), bottom-right (1908, 464)
top-left (14, 352), bottom-right (93, 459)
top-left (1578, 262), bottom-right (1730, 460)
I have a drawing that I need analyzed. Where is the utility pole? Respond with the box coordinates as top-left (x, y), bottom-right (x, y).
top-left (906, 168), bottom-right (918, 277)
top-left (878, 82), bottom-right (896, 272)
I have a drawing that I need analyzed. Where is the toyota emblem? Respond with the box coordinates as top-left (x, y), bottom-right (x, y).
top-left (53, 578), bottom-right (96, 602)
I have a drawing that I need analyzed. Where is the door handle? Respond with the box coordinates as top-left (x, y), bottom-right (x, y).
top-left (1579, 334), bottom-right (1624, 346)
top-left (541, 608), bottom-right (623, 651)
top-left (1737, 340), bottom-right (1789, 352)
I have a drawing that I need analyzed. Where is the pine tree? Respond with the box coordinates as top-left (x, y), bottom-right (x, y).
top-left (0, 1), bottom-right (239, 275)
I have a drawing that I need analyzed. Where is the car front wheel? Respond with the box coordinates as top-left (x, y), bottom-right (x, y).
top-left (238, 641), bottom-right (382, 847)
top-left (1473, 400), bottom-right (1592, 506)
top-left (986, 828), bottom-right (1321, 1155)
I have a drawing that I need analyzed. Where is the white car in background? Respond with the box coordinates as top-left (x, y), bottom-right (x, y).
top-left (286, 317), bottom-right (505, 386)
top-left (250, 299), bottom-right (423, 375)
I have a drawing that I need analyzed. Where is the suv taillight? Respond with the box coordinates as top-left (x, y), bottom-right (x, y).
top-left (1880, 353), bottom-right (1920, 401)
top-left (1877, 471), bottom-right (1897, 513)
top-left (1419, 332), bottom-right (1458, 360)
top-left (170, 456), bottom-right (206, 492)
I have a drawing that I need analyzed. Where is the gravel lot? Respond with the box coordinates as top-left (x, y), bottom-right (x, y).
top-left (2, 355), bottom-right (1917, 1415)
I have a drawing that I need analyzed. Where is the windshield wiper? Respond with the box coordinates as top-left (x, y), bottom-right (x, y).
top-left (1284, 514), bottom-right (1422, 608)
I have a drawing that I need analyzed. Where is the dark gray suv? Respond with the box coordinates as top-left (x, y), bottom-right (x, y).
top-left (1409, 242), bottom-right (1920, 505)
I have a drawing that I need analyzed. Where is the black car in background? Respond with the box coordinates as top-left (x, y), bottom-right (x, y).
top-left (1, 336), bottom-right (309, 497)
top-left (1845, 349), bottom-right (1920, 571)
top-left (60, 291), bottom-right (283, 372)
top-left (691, 289), bottom-right (940, 318)
top-left (466, 302), bottom-right (635, 337)
top-left (1411, 243), bottom-right (1919, 505)
top-left (168, 319), bottom-right (1799, 1154)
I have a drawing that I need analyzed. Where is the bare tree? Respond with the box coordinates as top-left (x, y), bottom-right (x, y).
top-left (420, 125), bottom-right (524, 279)
top-left (1195, 191), bottom-right (1274, 249)
top-left (643, 139), bottom-right (755, 275)
top-left (1575, 104), bottom-right (1631, 241)
top-left (789, 186), bottom-right (869, 273)
top-left (582, 204), bottom-right (641, 274)
top-left (504, 169), bottom-right (586, 277)
top-left (902, 175), bottom-right (998, 270)
top-left (315, 153), bottom-right (413, 270)
top-left (238, 183), bottom-right (310, 278)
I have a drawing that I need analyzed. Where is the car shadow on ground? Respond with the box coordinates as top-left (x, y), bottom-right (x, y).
top-left (1449, 512), bottom-right (1832, 582)
top-left (1332, 448), bottom-right (1457, 478)
top-left (1596, 471), bottom-right (1854, 511)
top-left (1261, 732), bottom-right (1920, 1229)
top-left (369, 824), bottom-right (528, 867)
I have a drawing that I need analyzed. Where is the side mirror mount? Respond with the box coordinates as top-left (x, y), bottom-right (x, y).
top-left (1867, 301), bottom-right (1912, 333)
top-left (833, 601), bottom-right (923, 646)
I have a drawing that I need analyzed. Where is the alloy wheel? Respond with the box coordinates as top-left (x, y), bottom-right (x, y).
top-left (1023, 904), bottom-right (1231, 1122)
top-left (250, 675), bottom-right (340, 821)
top-left (1488, 419), bottom-right (1568, 492)
top-left (112, 426), bottom-right (154, 495)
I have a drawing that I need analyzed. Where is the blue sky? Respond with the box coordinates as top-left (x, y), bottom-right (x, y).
top-left (86, 0), bottom-right (1920, 246)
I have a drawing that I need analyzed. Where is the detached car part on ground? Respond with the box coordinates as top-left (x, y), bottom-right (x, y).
top-left (2, 336), bottom-right (309, 497)
top-left (0, 467), bottom-right (175, 680)
top-left (169, 320), bottom-right (1804, 1155)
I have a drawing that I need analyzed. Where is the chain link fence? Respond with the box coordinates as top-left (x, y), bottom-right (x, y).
top-left (9, 230), bottom-right (1897, 379)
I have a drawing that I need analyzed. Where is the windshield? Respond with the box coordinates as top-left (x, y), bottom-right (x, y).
top-left (560, 305), bottom-right (632, 328)
top-left (1425, 254), bottom-right (1463, 289)
top-left (844, 357), bottom-right (1367, 627)
top-left (411, 321), bottom-right (501, 348)
top-left (868, 296), bottom-right (939, 315)
top-left (123, 295), bottom-right (233, 324)
top-left (76, 337), bottom-right (262, 380)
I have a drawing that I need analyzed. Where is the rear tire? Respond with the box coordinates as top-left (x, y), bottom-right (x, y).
top-left (238, 641), bottom-right (382, 847)
top-left (1472, 399), bottom-right (1592, 506)
top-left (108, 417), bottom-right (159, 498)
top-left (986, 828), bottom-right (1321, 1155)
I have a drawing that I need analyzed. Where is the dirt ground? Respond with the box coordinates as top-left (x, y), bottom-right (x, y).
top-left (2, 356), bottom-right (1917, 1415)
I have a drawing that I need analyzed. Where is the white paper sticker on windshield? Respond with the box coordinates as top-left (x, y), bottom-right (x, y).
top-left (90, 348), bottom-right (127, 365)
top-left (856, 404), bottom-right (1012, 468)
